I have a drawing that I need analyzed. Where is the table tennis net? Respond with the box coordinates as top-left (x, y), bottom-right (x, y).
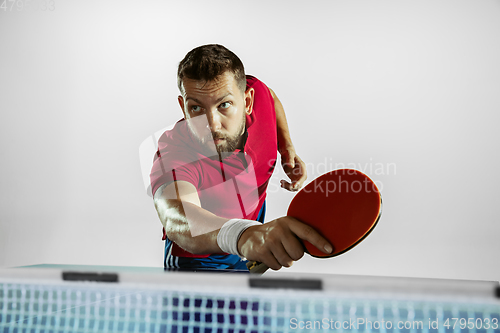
top-left (1, 280), bottom-right (499, 333)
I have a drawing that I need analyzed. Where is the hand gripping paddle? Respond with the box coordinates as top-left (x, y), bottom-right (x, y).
top-left (246, 169), bottom-right (382, 274)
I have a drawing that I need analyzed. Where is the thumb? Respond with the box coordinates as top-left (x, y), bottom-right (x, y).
top-left (286, 152), bottom-right (296, 169)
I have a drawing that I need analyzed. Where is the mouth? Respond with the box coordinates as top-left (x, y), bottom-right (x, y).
top-left (213, 138), bottom-right (225, 145)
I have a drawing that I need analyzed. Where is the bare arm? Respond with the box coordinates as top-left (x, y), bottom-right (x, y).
top-left (269, 88), bottom-right (308, 192)
top-left (153, 180), bottom-right (228, 254)
top-left (269, 88), bottom-right (293, 153)
top-left (154, 180), bottom-right (332, 270)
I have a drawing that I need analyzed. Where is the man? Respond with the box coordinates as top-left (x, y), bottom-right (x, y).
top-left (151, 44), bottom-right (332, 271)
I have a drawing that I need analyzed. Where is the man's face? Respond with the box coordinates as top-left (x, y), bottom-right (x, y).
top-left (178, 71), bottom-right (254, 154)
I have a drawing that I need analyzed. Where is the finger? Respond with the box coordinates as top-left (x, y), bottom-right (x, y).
top-left (282, 160), bottom-right (294, 171)
top-left (293, 172), bottom-right (307, 189)
top-left (280, 179), bottom-right (299, 192)
top-left (287, 152), bottom-right (296, 169)
top-left (261, 253), bottom-right (283, 271)
top-left (287, 175), bottom-right (303, 190)
top-left (287, 173), bottom-right (304, 191)
top-left (280, 233), bottom-right (305, 261)
top-left (292, 157), bottom-right (307, 189)
top-left (281, 152), bottom-right (295, 169)
top-left (288, 220), bottom-right (333, 254)
top-left (270, 242), bottom-right (295, 267)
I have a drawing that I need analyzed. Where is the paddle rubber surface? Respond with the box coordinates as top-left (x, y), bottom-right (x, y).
top-left (287, 169), bottom-right (382, 258)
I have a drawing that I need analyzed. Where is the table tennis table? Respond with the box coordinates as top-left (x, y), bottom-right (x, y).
top-left (1, 264), bottom-right (499, 332)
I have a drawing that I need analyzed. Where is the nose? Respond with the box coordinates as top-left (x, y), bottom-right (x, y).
top-left (206, 110), bottom-right (221, 131)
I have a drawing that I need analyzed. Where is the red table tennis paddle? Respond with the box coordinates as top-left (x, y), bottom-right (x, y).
top-left (246, 169), bottom-right (382, 274)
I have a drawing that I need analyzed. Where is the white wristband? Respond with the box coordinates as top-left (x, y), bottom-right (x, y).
top-left (217, 219), bottom-right (261, 257)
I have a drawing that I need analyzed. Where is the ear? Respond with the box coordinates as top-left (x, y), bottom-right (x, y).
top-left (178, 95), bottom-right (186, 118)
top-left (244, 87), bottom-right (255, 115)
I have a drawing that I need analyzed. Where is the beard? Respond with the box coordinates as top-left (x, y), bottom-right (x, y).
top-left (212, 119), bottom-right (245, 154)
top-left (188, 112), bottom-right (246, 156)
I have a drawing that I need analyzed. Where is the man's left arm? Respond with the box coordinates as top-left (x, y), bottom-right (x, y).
top-left (269, 88), bottom-right (307, 192)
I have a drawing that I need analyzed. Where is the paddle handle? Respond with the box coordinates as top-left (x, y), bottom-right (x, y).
top-left (246, 260), bottom-right (269, 274)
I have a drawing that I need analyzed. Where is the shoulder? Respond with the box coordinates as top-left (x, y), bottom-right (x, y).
top-left (157, 119), bottom-right (187, 145)
top-left (157, 120), bottom-right (198, 155)
top-left (244, 75), bottom-right (276, 129)
top-left (151, 121), bottom-right (203, 197)
top-left (246, 75), bottom-right (270, 92)
top-left (245, 75), bottom-right (273, 106)
top-left (155, 120), bottom-right (204, 171)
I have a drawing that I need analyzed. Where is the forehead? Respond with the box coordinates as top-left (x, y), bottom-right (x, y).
top-left (181, 71), bottom-right (240, 100)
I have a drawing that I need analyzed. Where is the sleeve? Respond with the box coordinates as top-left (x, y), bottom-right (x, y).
top-left (150, 145), bottom-right (200, 198)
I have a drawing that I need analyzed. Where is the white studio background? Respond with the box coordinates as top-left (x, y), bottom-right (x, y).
top-left (1, 0), bottom-right (499, 281)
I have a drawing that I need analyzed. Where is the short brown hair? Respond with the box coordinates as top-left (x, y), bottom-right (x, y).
top-left (177, 44), bottom-right (246, 94)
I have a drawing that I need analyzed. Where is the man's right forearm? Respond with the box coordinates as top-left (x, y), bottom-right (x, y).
top-left (154, 197), bottom-right (228, 254)
top-left (153, 180), bottom-right (333, 270)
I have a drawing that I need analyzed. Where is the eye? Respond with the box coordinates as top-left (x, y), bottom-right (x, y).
top-left (191, 105), bottom-right (202, 113)
top-left (219, 102), bottom-right (231, 109)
